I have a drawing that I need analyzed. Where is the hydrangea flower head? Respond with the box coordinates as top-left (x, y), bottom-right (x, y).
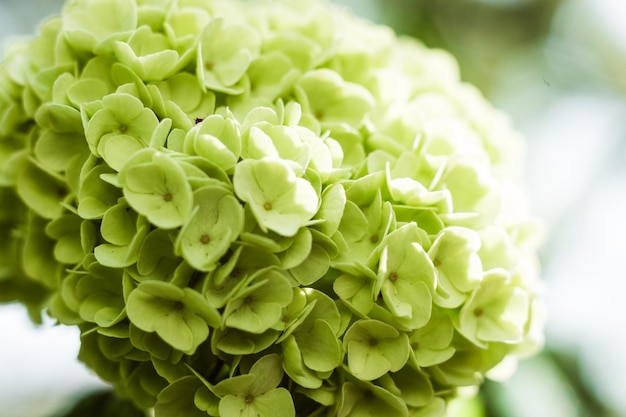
top-left (0, 0), bottom-right (544, 416)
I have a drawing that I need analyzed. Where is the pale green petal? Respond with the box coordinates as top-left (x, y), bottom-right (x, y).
top-left (62, 0), bottom-right (137, 53)
top-left (122, 152), bottom-right (193, 229)
top-left (457, 270), bottom-right (531, 347)
top-left (233, 158), bottom-right (318, 236)
top-left (344, 319), bottom-right (410, 381)
top-left (177, 185), bottom-right (244, 271)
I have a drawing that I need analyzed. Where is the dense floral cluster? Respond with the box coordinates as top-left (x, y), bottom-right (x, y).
top-left (0, 0), bottom-right (543, 416)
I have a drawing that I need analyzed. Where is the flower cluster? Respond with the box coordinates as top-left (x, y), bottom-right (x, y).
top-left (0, 0), bottom-right (544, 416)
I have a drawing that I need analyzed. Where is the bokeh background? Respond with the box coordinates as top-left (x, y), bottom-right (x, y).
top-left (1, 0), bottom-right (625, 416)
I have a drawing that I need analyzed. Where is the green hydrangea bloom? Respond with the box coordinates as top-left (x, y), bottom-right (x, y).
top-left (0, 0), bottom-right (544, 416)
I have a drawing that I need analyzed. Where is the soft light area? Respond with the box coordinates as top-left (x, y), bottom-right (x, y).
top-left (0, 304), bottom-right (106, 417)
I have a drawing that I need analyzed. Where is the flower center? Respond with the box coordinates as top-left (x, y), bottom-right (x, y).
top-left (200, 234), bottom-right (210, 244)
top-left (263, 202), bottom-right (272, 211)
top-left (163, 192), bottom-right (173, 202)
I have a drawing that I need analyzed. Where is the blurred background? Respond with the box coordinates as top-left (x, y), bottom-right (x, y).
top-left (1, 0), bottom-right (625, 416)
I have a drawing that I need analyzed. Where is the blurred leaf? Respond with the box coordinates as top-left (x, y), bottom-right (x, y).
top-left (49, 389), bottom-right (146, 417)
top-left (370, 0), bottom-right (564, 93)
top-left (479, 348), bottom-right (623, 417)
